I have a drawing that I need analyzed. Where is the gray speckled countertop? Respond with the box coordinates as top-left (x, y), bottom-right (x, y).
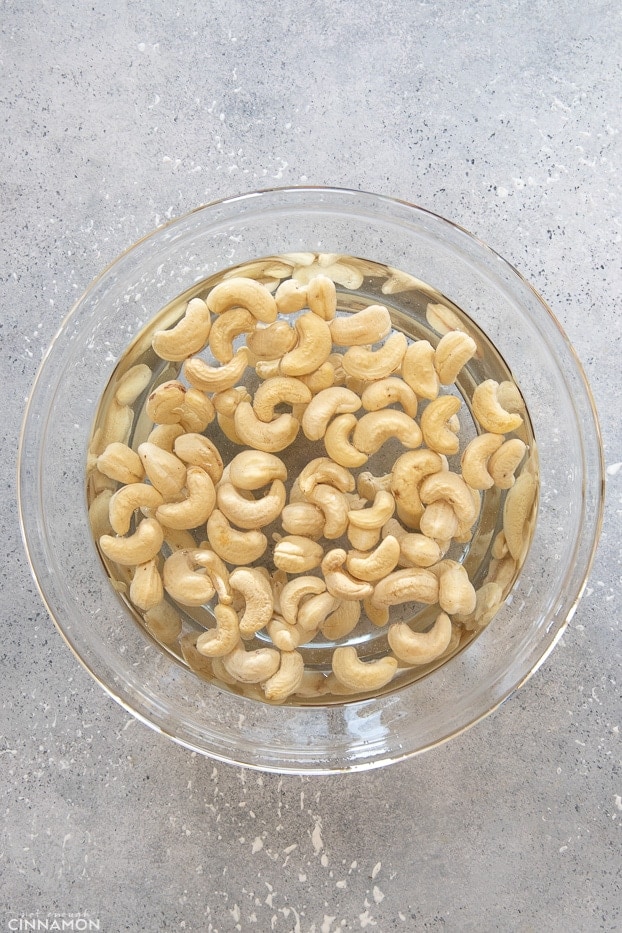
top-left (2, 1), bottom-right (620, 930)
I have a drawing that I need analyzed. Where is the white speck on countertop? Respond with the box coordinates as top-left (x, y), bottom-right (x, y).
top-left (607, 462), bottom-right (622, 475)
top-left (371, 862), bottom-right (381, 879)
top-left (311, 819), bottom-right (323, 854)
top-left (372, 886), bottom-right (385, 904)
top-left (251, 837), bottom-right (263, 854)
top-left (614, 795), bottom-right (622, 811)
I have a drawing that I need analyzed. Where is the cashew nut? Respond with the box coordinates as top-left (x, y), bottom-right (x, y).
top-left (329, 305), bottom-right (391, 346)
top-left (114, 363), bottom-right (153, 406)
top-left (331, 647), bottom-right (397, 691)
top-left (321, 550), bottom-right (374, 601)
top-left (109, 483), bottom-right (164, 535)
top-left (174, 433), bottom-right (224, 485)
top-left (419, 500), bottom-right (459, 541)
top-left (307, 485), bottom-right (350, 539)
top-left (193, 548), bottom-right (232, 605)
top-left (229, 567), bottom-right (274, 637)
top-left (363, 595), bottom-right (389, 628)
top-left (129, 558), bottom-right (164, 611)
top-left (419, 470), bottom-right (479, 529)
top-left (208, 308), bottom-right (256, 363)
top-left (152, 297), bottom-right (212, 362)
top-left (390, 449), bottom-right (444, 529)
top-left (353, 409), bottom-right (422, 455)
top-left (361, 377), bottom-right (418, 418)
top-left (97, 443), bottom-right (144, 485)
top-left (217, 479), bottom-right (286, 529)
top-left (206, 509), bottom-right (268, 564)
top-left (246, 319), bottom-right (298, 360)
top-left (146, 380), bottom-right (187, 425)
top-left (472, 379), bottom-right (524, 434)
top-left (281, 502), bottom-right (326, 539)
top-left (297, 361), bottom-right (336, 395)
top-left (346, 536), bottom-right (401, 582)
top-left (460, 433), bottom-right (505, 490)
top-left (253, 376), bottom-right (312, 422)
top-left (387, 612), bottom-right (452, 665)
top-left (99, 517), bottom-right (164, 567)
top-left (298, 457), bottom-right (355, 496)
top-left (297, 591), bottom-right (338, 632)
top-left (420, 394), bottom-right (462, 455)
top-left (275, 278), bottom-right (308, 314)
top-left (184, 347), bottom-right (250, 393)
top-left (228, 450), bottom-right (287, 490)
top-left (206, 276), bottom-right (278, 323)
top-left (222, 642), bottom-right (281, 683)
top-left (137, 442), bottom-right (187, 499)
top-left (301, 387), bottom-right (361, 441)
top-left (273, 536), bottom-right (325, 573)
top-left (434, 330), bottom-right (478, 384)
top-left (324, 414), bottom-right (369, 468)
top-left (370, 567), bottom-right (439, 608)
top-left (397, 532), bottom-right (442, 568)
top-left (262, 650), bottom-right (306, 702)
top-left (488, 438), bottom-right (527, 489)
top-left (433, 559), bottom-right (477, 616)
top-left (280, 312), bottom-right (332, 376)
top-left (401, 340), bottom-right (440, 400)
top-left (321, 600), bottom-right (361, 640)
top-left (347, 490), bottom-right (395, 532)
top-left (147, 423), bottom-right (185, 453)
top-left (144, 600), bottom-right (182, 644)
top-left (155, 467), bottom-right (216, 530)
top-left (306, 274), bottom-right (337, 320)
top-left (196, 604), bottom-right (240, 657)
top-left (342, 332), bottom-right (407, 381)
top-left (503, 471), bottom-right (538, 561)
top-left (233, 401), bottom-right (299, 452)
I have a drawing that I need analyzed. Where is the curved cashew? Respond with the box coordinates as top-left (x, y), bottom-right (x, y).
top-left (162, 548), bottom-right (216, 606)
top-left (228, 450), bottom-right (287, 490)
top-left (361, 377), bottom-right (418, 418)
top-left (281, 502), bottom-right (325, 539)
top-left (229, 567), bottom-right (274, 637)
top-left (253, 376), bottom-right (312, 422)
top-left (472, 379), bottom-right (523, 434)
top-left (137, 442), bottom-right (187, 499)
top-left (262, 650), bottom-right (306, 702)
top-left (114, 363), bottom-right (152, 406)
top-left (147, 423), bottom-right (185, 453)
top-left (97, 443), bottom-right (144, 485)
top-left (100, 517), bottom-right (164, 567)
top-left (275, 278), bottom-right (308, 314)
top-left (426, 302), bottom-right (465, 335)
top-left (280, 312), bottom-right (333, 376)
top-left (155, 467), bottom-right (216, 530)
top-left (390, 449), bottom-right (444, 528)
top-left (419, 470), bottom-right (478, 527)
top-left (370, 567), bottom-right (439, 608)
top-left (420, 395), bottom-right (462, 455)
top-left (321, 599), bottom-right (361, 640)
top-left (222, 642), bottom-right (281, 683)
top-left (346, 536), bottom-right (401, 582)
top-left (324, 414), bottom-right (369, 468)
top-left (109, 483), bottom-right (164, 535)
top-left (497, 380), bottom-right (525, 414)
top-left (456, 581), bottom-right (504, 631)
top-left (89, 488), bottom-right (114, 540)
top-left (433, 560), bottom-right (477, 616)
top-left (329, 305), bottom-right (392, 346)
top-left (129, 558), bottom-right (164, 611)
top-left (306, 274), bottom-right (337, 320)
top-left (268, 617), bottom-right (304, 652)
top-left (146, 380), bottom-right (187, 425)
top-left (388, 612), bottom-right (452, 665)
top-left (301, 387), bottom-right (361, 441)
top-left (152, 297), bottom-right (212, 361)
top-left (180, 634), bottom-right (215, 677)
top-left (206, 509), bottom-right (268, 564)
top-left (307, 485), bottom-right (350, 539)
top-left (298, 361), bottom-right (336, 395)
top-left (347, 490), bottom-right (395, 531)
top-left (99, 398), bottom-right (133, 447)
top-left (321, 550), bottom-right (374, 601)
top-left (434, 330), bottom-right (477, 384)
top-left (208, 307), bottom-right (256, 363)
top-left (503, 471), bottom-right (538, 561)
top-left (193, 548), bottom-right (232, 604)
top-left (212, 385), bottom-right (251, 417)
top-left (398, 532), bottom-right (442, 568)
top-left (419, 500), bottom-right (459, 541)
top-left (488, 438), bottom-right (527, 489)
top-left (217, 480), bottom-right (286, 529)
top-left (297, 591), bottom-right (338, 632)
top-left (331, 647), bottom-right (397, 691)
top-left (179, 388), bottom-right (216, 433)
top-left (279, 576), bottom-right (326, 625)
top-left (254, 358), bottom-right (281, 380)
top-left (298, 457), bottom-right (355, 496)
top-left (184, 347), bottom-right (250, 393)
top-left (174, 433), bottom-right (224, 485)
top-left (246, 319), bottom-right (297, 361)
top-left (233, 401), bottom-right (299, 452)
top-left (460, 433), bottom-right (504, 490)
top-left (273, 535), bottom-right (325, 573)
top-left (357, 471), bottom-right (392, 501)
top-left (144, 600), bottom-right (182, 644)
top-left (162, 526), bottom-right (196, 552)
top-left (401, 340), bottom-right (440, 400)
top-left (353, 409), bottom-right (422, 455)
top-left (206, 276), bottom-right (278, 323)
top-left (195, 604), bottom-right (240, 657)
top-left (363, 595), bottom-right (389, 628)
top-left (342, 332), bottom-right (407, 381)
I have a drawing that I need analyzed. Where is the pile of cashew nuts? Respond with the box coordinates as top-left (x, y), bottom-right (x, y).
top-left (87, 267), bottom-right (538, 703)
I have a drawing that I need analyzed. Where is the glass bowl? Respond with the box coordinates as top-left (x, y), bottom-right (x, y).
top-left (18, 187), bottom-right (604, 773)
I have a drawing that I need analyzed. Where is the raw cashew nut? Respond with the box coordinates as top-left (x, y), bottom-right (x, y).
top-left (346, 536), bottom-right (401, 582)
top-left (281, 502), bottom-right (326, 539)
top-left (401, 341), bottom-right (440, 400)
top-left (347, 490), bottom-right (395, 532)
top-left (503, 471), bottom-right (538, 561)
top-left (390, 449), bottom-right (444, 529)
top-left (208, 308), bottom-right (256, 363)
top-left (357, 472), bottom-right (392, 501)
top-left (233, 401), bottom-right (299, 452)
top-left (280, 312), bottom-right (333, 376)
top-left (426, 302), bottom-right (465, 335)
top-left (370, 567), bottom-right (439, 608)
top-left (419, 500), bottom-right (459, 541)
top-left (114, 364), bottom-right (153, 406)
top-left (321, 600), bottom-right (361, 640)
top-left (460, 433), bottom-right (505, 490)
top-left (472, 379), bottom-right (524, 434)
top-left (321, 550), bottom-right (374, 601)
top-left (419, 470), bottom-right (479, 528)
top-left (434, 330), bottom-right (478, 384)
top-left (99, 518), bottom-right (164, 567)
top-left (342, 332), bottom-right (407, 381)
top-left (275, 279), bottom-right (308, 314)
top-left (331, 647), bottom-right (397, 691)
top-left (109, 483), bottom-right (164, 535)
top-left (155, 467), bottom-right (216, 530)
top-left (361, 377), bottom-right (418, 418)
top-left (129, 558), bottom-right (164, 611)
top-left (388, 612), bottom-right (452, 665)
top-left (298, 457), bottom-right (355, 496)
top-left (297, 591), bottom-right (338, 632)
top-left (307, 485), bottom-right (350, 539)
top-left (301, 387), bottom-right (361, 441)
top-left (306, 274), bottom-right (337, 320)
top-left (488, 438), bottom-right (527, 489)
top-left (363, 596), bottom-right (389, 628)
top-left (229, 567), bottom-right (274, 637)
top-left (152, 297), bottom-right (212, 361)
top-left (397, 532), bottom-right (442, 568)
top-left (273, 536), bottom-right (325, 573)
top-left (253, 376), bottom-right (312, 422)
top-left (420, 395), bottom-right (462, 455)
top-left (228, 450), bottom-right (287, 490)
top-left (353, 410), bottom-right (422, 454)
top-left (217, 480), bottom-right (286, 529)
top-left (144, 600), bottom-right (182, 644)
top-left (146, 380), bottom-right (187, 425)
top-left (184, 347), bottom-right (250, 393)
top-left (174, 433), bottom-right (224, 485)
top-left (193, 548), bottom-right (232, 604)
top-left (195, 604), bottom-right (240, 657)
top-left (298, 361), bottom-right (336, 395)
top-left (324, 414), bottom-right (369, 468)
top-left (147, 423), bottom-right (185, 453)
top-left (222, 642), bottom-right (281, 683)
top-left (97, 443), bottom-right (144, 485)
top-left (247, 320), bottom-right (298, 360)
top-left (180, 388), bottom-right (216, 433)
top-left (137, 442), bottom-right (187, 499)
top-left (262, 650), bottom-right (306, 702)
top-left (329, 305), bottom-right (392, 346)
top-left (206, 509), bottom-right (268, 565)
top-left (433, 560), bottom-right (477, 616)
top-left (206, 276), bottom-right (278, 323)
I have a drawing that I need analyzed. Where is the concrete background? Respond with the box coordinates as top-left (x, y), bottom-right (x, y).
top-left (2, 1), bottom-right (620, 930)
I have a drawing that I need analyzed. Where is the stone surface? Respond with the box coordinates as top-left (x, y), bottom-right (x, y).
top-left (1, 1), bottom-right (620, 930)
